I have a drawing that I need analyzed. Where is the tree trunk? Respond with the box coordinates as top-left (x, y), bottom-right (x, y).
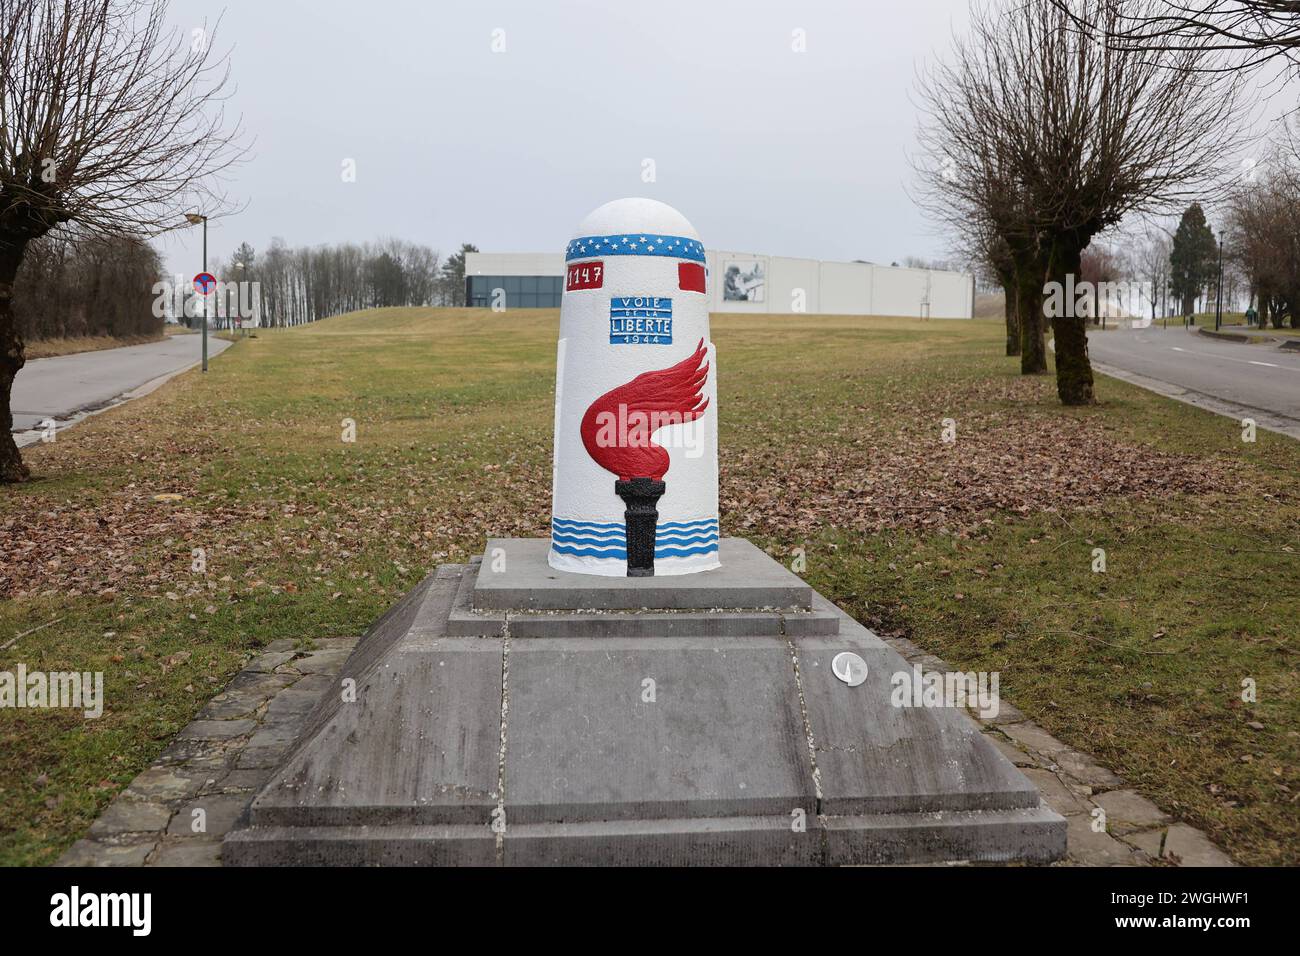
top-left (997, 268), bottom-right (1020, 356)
top-left (1015, 264), bottom-right (1047, 374)
top-left (1047, 243), bottom-right (1095, 406)
top-left (0, 241), bottom-right (31, 483)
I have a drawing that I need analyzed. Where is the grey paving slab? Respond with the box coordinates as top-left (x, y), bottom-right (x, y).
top-left (1093, 789), bottom-right (1171, 832)
top-left (236, 574), bottom-right (504, 832)
top-left (176, 719), bottom-right (256, 740)
top-left (290, 672), bottom-right (336, 695)
top-left (794, 608), bottom-right (1044, 816)
top-left (150, 840), bottom-right (223, 867)
top-left (198, 691), bottom-right (270, 720)
top-left (1022, 768), bottom-right (1093, 817)
top-left (235, 745), bottom-right (290, 770)
top-left (223, 824), bottom-right (497, 866)
top-left (221, 670), bottom-right (295, 697)
top-left (166, 793), bottom-right (251, 838)
top-left (1160, 824), bottom-right (1236, 866)
top-left (1055, 750), bottom-right (1124, 790)
top-left (88, 799), bottom-right (174, 837)
top-left (203, 768), bottom-right (271, 794)
top-left (504, 816), bottom-right (823, 866)
top-left (1001, 721), bottom-right (1072, 755)
top-left (453, 549), bottom-right (835, 636)
top-left (474, 538), bottom-right (812, 611)
top-left (56, 839), bottom-right (155, 867)
top-left (285, 648), bottom-right (353, 675)
top-left (824, 806), bottom-right (1067, 866)
top-left (246, 651), bottom-right (296, 673)
top-left (983, 732), bottom-right (1041, 768)
top-left (264, 688), bottom-right (324, 717)
top-left (1065, 814), bottom-right (1145, 866)
top-left (122, 767), bottom-right (209, 803)
top-left (505, 636), bottom-right (816, 824)
top-left (502, 607), bottom-right (837, 639)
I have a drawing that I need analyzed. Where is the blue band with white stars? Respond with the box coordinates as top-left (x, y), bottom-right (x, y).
top-left (565, 234), bottom-right (705, 263)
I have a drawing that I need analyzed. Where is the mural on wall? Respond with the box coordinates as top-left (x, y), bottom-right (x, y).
top-left (550, 198), bottom-right (720, 578)
top-left (722, 258), bottom-right (766, 302)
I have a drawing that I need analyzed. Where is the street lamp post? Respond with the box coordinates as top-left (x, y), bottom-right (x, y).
top-left (233, 261), bottom-right (245, 335)
top-left (185, 212), bottom-right (209, 371)
top-left (1215, 230), bottom-right (1224, 332)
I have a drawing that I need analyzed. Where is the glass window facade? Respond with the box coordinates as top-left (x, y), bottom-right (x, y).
top-left (467, 275), bottom-right (563, 308)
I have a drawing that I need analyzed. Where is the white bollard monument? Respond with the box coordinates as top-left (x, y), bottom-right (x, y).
top-left (548, 197), bottom-right (719, 577)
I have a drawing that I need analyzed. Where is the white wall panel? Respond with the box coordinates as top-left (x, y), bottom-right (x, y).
top-left (468, 251), bottom-right (973, 317)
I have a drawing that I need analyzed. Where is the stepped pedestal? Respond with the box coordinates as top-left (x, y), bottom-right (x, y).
top-left (223, 539), bottom-right (1066, 866)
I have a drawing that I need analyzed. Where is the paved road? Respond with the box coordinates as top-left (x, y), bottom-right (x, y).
top-left (11, 333), bottom-right (232, 435)
top-left (1087, 324), bottom-right (1300, 428)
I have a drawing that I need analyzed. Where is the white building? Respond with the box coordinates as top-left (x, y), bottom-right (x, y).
top-left (465, 251), bottom-right (974, 318)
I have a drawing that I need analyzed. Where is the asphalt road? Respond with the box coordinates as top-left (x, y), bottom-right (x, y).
top-left (11, 333), bottom-right (232, 435)
top-left (1087, 324), bottom-right (1300, 425)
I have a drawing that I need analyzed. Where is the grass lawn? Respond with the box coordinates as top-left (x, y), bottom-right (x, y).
top-left (24, 332), bottom-right (167, 360)
top-left (2, 307), bottom-right (1297, 866)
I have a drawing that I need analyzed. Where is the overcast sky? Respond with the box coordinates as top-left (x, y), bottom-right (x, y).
top-left (155, 0), bottom-right (975, 277)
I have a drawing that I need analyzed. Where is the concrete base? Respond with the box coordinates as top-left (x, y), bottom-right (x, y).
top-left (473, 538), bottom-right (812, 611)
top-left (224, 542), bottom-right (1066, 866)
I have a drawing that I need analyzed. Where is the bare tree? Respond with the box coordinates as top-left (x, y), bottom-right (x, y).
top-left (1133, 227), bottom-right (1174, 320)
top-left (1059, 1), bottom-right (1300, 72)
top-left (917, 0), bottom-right (1240, 404)
top-left (1227, 124), bottom-right (1300, 327)
top-left (915, 51), bottom-right (1045, 371)
top-left (0, 0), bottom-right (244, 482)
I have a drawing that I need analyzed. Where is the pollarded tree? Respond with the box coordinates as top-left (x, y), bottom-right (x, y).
top-left (915, 36), bottom-right (1049, 373)
top-left (1069, 1), bottom-right (1300, 73)
top-left (919, 0), bottom-right (1241, 405)
top-left (0, 0), bottom-right (244, 482)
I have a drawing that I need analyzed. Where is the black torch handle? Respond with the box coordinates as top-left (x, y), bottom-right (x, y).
top-left (615, 478), bottom-right (666, 577)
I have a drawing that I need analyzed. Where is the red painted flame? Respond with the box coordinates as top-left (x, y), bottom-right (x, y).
top-left (580, 339), bottom-right (710, 481)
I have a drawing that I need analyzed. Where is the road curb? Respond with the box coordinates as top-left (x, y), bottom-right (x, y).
top-left (1093, 361), bottom-right (1300, 441)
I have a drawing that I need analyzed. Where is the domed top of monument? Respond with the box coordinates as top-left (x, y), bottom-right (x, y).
top-left (569, 197), bottom-right (701, 246)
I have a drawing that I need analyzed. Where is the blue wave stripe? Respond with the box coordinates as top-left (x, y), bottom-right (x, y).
top-left (551, 543), bottom-right (720, 559)
top-left (654, 545), bottom-right (719, 558)
top-left (552, 518), bottom-right (718, 531)
top-left (551, 545), bottom-right (628, 558)
top-left (551, 532), bottom-right (719, 547)
top-left (550, 529), bottom-right (625, 542)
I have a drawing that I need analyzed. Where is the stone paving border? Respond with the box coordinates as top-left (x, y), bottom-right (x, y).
top-left (59, 628), bottom-right (1235, 867)
top-left (56, 637), bottom-right (357, 867)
